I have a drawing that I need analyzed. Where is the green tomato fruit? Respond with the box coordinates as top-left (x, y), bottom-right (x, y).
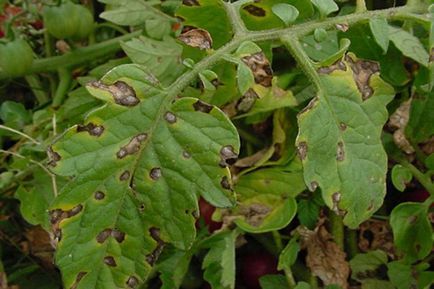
top-left (0, 39), bottom-right (34, 77)
top-left (43, 1), bottom-right (94, 40)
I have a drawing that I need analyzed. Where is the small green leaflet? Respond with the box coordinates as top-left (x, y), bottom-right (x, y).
top-left (259, 275), bottom-right (289, 289)
top-left (388, 25), bottom-right (429, 66)
top-left (369, 18), bottom-right (389, 53)
top-left (390, 202), bottom-right (433, 263)
top-left (278, 237), bottom-right (300, 270)
top-left (202, 230), bottom-right (238, 289)
top-left (272, 4), bottom-right (299, 26)
top-left (296, 54), bottom-right (394, 228)
top-left (391, 164), bottom-right (412, 192)
top-left (47, 64), bottom-right (239, 289)
top-left (310, 0), bottom-right (338, 17)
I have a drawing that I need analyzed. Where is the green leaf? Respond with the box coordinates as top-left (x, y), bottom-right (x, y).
top-left (202, 230), bottom-right (238, 289)
top-left (369, 18), bottom-right (389, 53)
top-left (14, 168), bottom-right (57, 230)
top-left (0, 101), bottom-right (31, 130)
top-left (302, 31), bottom-right (350, 65)
top-left (425, 153), bottom-right (434, 170)
top-left (259, 274), bottom-right (289, 289)
top-left (390, 202), bottom-right (433, 262)
top-left (48, 64), bottom-right (240, 289)
top-left (233, 167), bottom-right (304, 233)
top-left (278, 237), bottom-right (300, 270)
top-left (237, 62), bottom-right (255, 95)
top-left (145, 19), bottom-right (172, 40)
top-left (121, 36), bottom-right (184, 86)
top-left (391, 164), bottom-right (413, 192)
top-left (296, 54), bottom-right (394, 228)
top-left (176, 0), bottom-right (233, 49)
top-left (310, 0), bottom-right (339, 17)
top-left (387, 261), bottom-right (415, 289)
top-left (294, 282), bottom-right (312, 289)
top-left (240, 0), bottom-right (314, 30)
top-left (272, 4), bottom-right (299, 26)
top-left (361, 280), bottom-right (394, 289)
top-left (388, 25), bottom-right (429, 66)
top-left (297, 192), bottom-right (323, 229)
top-left (156, 246), bottom-right (193, 289)
top-left (405, 86), bottom-right (434, 143)
top-left (100, 0), bottom-right (173, 26)
top-left (349, 250), bottom-right (388, 282)
top-left (235, 41), bottom-right (262, 57)
top-left (313, 28), bottom-right (328, 42)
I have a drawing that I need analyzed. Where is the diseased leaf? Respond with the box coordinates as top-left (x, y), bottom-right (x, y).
top-left (232, 167), bottom-right (304, 233)
top-left (369, 18), bottom-right (389, 53)
top-left (391, 164), bottom-right (412, 192)
top-left (405, 84), bottom-right (434, 143)
top-left (388, 25), bottom-right (429, 66)
top-left (296, 54), bottom-right (394, 228)
top-left (121, 36), bottom-right (184, 85)
top-left (48, 64), bottom-right (240, 289)
top-left (202, 230), bottom-right (238, 289)
top-left (349, 250), bottom-right (388, 283)
top-left (237, 62), bottom-right (255, 95)
top-left (390, 202), bottom-right (432, 262)
top-left (176, 0), bottom-right (232, 49)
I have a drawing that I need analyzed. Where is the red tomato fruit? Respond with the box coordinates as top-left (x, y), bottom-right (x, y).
top-left (196, 197), bottom-right (222, 233)
top-left (239, 251), bottom-right (279, 289)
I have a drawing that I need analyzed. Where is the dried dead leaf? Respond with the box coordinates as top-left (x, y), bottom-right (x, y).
top-left (388, 99), bottom-right (414, 154)
top-left (299, 225), bottom-right (350, 289)
top-left (234, 148), bottom-right (268, 168)
top-left (359, 219), bottom-right (396, 258)
top-left (241, 52), bottom-right (273, 87)
top-left (24, 226), bottom-right (55, 269)
top-left (178, 28), bottom-right (212, 50)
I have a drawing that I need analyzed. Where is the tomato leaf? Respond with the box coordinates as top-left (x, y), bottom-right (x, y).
top-left (388, 25), bottom-right (429, 67)
top-left (310, 0), bottom-right (338, 17)
top-left (391, 164), bottom-right (413, 192)
top-left (48, 64), bottom-right (239, 289)
top-left (272, 4), bottom-right (299, 26)
top-left (296, 54), bottom-right (394, 228)
top-left (369, 18), bottom-right (389, 53)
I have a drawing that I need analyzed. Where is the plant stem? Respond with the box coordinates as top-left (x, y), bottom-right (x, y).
top-left (24, 74), bottom-right (49, 104)
top-left (0, 30), bottom-right (142, 79)
top-left (356, 0), bottom-right (368, 13)
top-left (0, 125), bottom-right (40, 145)
top-left (345, 228), bottom-right (359, 258)
top-left (328, 210), bottom-right (345, 250)
top-left (52, 68), bottom-right (72, 108)
top-left (223, 1), bottom-right (248, 37)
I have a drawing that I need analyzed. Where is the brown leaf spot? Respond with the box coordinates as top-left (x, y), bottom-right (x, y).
top-left (182, 0), bottom-right (199, 6)
top-left (146, 227), bottom-right (165, 265)
top-left (193, 100), bottom-right (213, 113)
top-left (335, 23), bottom-right (349, 32)
top-left (120, 170), bottom-right (130, 181)
top-left (297, 141), bottom-right (307, 161)
top-left (47, 146), bottom-right (61, 167)
top-left (359, 220), bottom-right (395, 257)
top-left (219, 145), bottom-right (238, 167)
top-left (309, 181), bottom-right (318, 192)
top-left (339, 122), bottom-right (347, 131)
top-left (69, 205), bottom-right (83, 217)
top-left (149, 168), bottom-right (162, 180)
top-left (178, 28), bottom-right (212, 50)
top-left (336, 141), bottom-right (345, 161)
top-left (182, 151), bottom-right (191, 159)
top-left (345, 55), bottom-right (379, 100)
top-left (300, 225), bottom-right (350, 288)
top-left (236, 88), bottom-right (258, 112)
top-left (103, 256), bottom-right (117, 267)
top-left (89, 80), bottom-right (139, 107)
top-left (126, 276), bottom-right (139, 288)
top-left (242, 52), bottom-right (273, 87)
top-left (139, 204), bottom-right (145, 213)
top-left (164, 111), bottom-right (177, 124)
top-left (220, 176), bottom-right (232, 190)
top-left (332, 192), bottom-right (345, 215)
top-left (317, 60), bottom-right (347, 74)
top-left (94, 191), bottom-right (105, 200)
top-left (243, 4), bottom-right (266, 16)
top-left (117, 133), bottom-right (148, 159)
top-left (70, 272), bottom-right (87, 289)
top-left (76, 123), bottom-right (105, 137)
top-left (238, 203), bottom-right (272, 227)
top-left (111, 229), bottom-right (126, 243)
top-left (50, 206), bottom-right (83, 244)
top-left (96, 229), bottom-right (112, 244)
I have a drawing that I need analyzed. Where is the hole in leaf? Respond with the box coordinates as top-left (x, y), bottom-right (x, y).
top-left (76, 123), bottom-right (105, 137)
top-left (139, 204), bottom-right (145, 213)
top-left (149, 168), bottom-right (162, 180)
top-left (219, 145), bottom-right (238, 167)
top-left (94, 191), bottom-right (105, 200)
top-left (193, 100), bottom-right (213, 113)
top-left (103, 256), bottom-right (117, 267)
top-left (164, 111), bottom-right (177, 124)
top-left (243, 4), bottom-right (266, 16)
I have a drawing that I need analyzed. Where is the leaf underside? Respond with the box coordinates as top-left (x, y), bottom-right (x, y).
top-left (48, 64), bottom-right (240, 289)
top-left (296, 54), bottom-right (394, 228)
